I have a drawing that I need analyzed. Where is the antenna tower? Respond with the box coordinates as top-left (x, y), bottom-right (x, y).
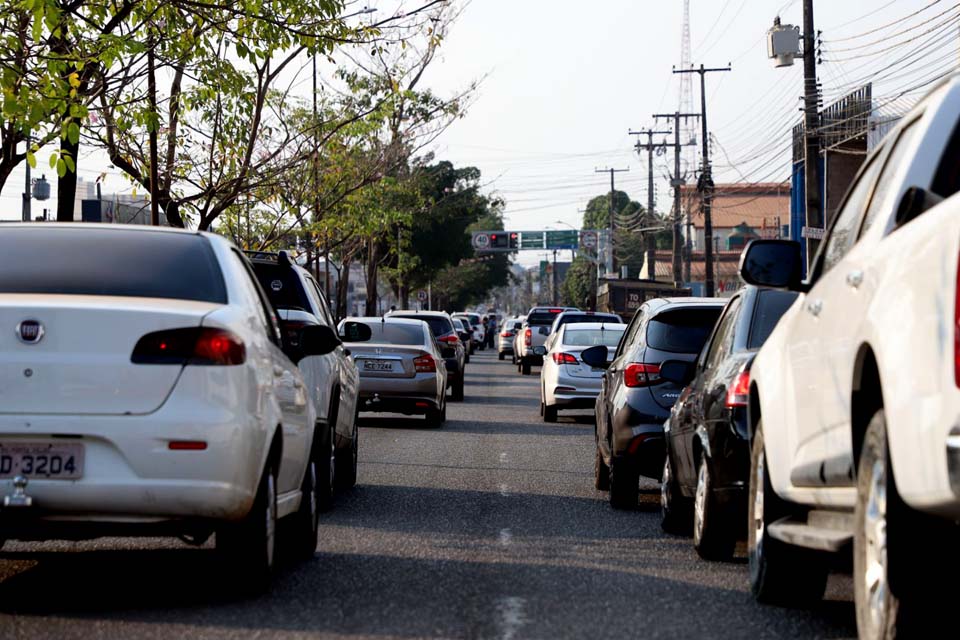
top-left (679, 0), bottom-right (696, 161)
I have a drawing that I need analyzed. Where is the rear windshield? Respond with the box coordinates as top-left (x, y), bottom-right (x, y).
top-left (250, 262), bottom-right (310, 311)
top-left (564, 327), bottom-right (626, 347)
top-left (748, 290), bottom-right (799, 349)
top-left (646, 307), bottom-right (722, 354)
top-left (0, 228), bottom-right (226, 303)
top-left (465, 314), bottom-right (481, 326)
top-left (341, 321), bottom-right (424, 345)
top-left (392, 315), bottom-right (453, 337)
top-left (528, 310), bottom-right (564, 326)
top-left (558, 314), bottom-right (620, 328)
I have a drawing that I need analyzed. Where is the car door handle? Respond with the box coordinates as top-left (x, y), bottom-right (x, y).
top-left (846, 270), bottom-right (863, 289)
top-left (806, 299), bottom-right (823, 317)
top-left (273, 365), bottom-right (285, 378)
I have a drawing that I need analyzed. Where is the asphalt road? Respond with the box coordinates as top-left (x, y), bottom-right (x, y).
top-left (0, 349), bottom-right (857, 639)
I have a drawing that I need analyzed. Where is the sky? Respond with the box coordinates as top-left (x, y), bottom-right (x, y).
top-left (1, 0), bottom-right (947, 267)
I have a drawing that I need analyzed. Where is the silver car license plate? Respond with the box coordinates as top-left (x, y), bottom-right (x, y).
top-left (362, 360), bottom-right (396, 373)
top-left (0, 442), bottom-right (85, 480)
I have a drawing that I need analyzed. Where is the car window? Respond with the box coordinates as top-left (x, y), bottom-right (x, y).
top-left (564, 327), bottom-right (626, 347)
top-left (305, 277), bottom-right (336, 327)
top-left (860, 120), bottom-right (919, 236)
top-left (392, 315), bottom-right (453, 338)
top-left (702, 298), bottom-right (741, 371)
top-left (527, 310), bottom-right (565, 326)
top-left (231, 250), bottom-right (282, 345)
top-left (646, 307), bottom-right (722, 354)
top-left (616, 309), bottom-right (644, 359)
top-left (250, 261), bottom-right (311, 311)
top-left (747, 290), bottom-right (800, 349)
top-left (821, 154), bottom-right (882, 274)
top-left (932, 114), bottom-right (960, 198)
top-left (0, 228), bottom-right (227, 303)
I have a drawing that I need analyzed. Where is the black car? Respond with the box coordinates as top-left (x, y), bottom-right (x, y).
top-left (583, 298), bottom-right (725, 509)
top-left (659, 286), bottom-right (798, 560)
top-left (387, 310), bottom-right (466, 401)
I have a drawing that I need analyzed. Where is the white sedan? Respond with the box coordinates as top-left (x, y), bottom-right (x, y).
top-left (0, 224), bottom-right (348, 590)
top-left (539, 322), bottom-right (625, 422)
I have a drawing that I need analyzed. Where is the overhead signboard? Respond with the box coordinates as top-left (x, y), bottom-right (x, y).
top-left (545, 230), bottom-right (579, 250)
top-left (521, 232), bottom-right (545, 249)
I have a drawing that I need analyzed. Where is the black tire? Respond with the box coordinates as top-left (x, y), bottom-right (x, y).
top-left (660, 452), bottom-right (692, 535)
top-left (748, 420), bottom-right (828, 606)
top-left (521, 362), bottom-right (531, 376)
top-left (425, 400), bottom-right (445, 427)
top-left (609, 458), bottom-right (639, 510)
top-left (854, 409), bottom-right (939, 638)
top-left (465, 353), bottom-right (470, 365)
top-left (316, 421), bottom-right (335, 512)
top-left (543, 403), bottom-right (557, 423)
top-left (594, 445), bottom-right (610, 491)
top-left (217, 463), bottom-right (277, 592)
top-left (286, 455), bottom-right (320, 561)
top-left (452, 374), bottom-right (465, 401)
top-left (335, 419), bottom-right (358, 490)
top-left (498, 352), bottom-right (505, 361)
top-left (693, 455), bottom-right (737, 561)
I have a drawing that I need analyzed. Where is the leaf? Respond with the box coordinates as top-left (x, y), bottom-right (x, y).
top-left (56, 158), bottom-right (66, 178)
top-left (63, 155), bottom-right (75, 173)
top-left (26, 151), bottom-right (36, 169)
top-left (67, 72), bottom-right (81, 89)
top-left (67, 121), bottom-right (80, 145)
top-left (49, 153), bottom-right (57, 169)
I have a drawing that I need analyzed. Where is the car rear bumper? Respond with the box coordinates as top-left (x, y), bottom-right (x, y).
top-left (0, 403), bottom-right (264, 526)
top-left (610, 402), bottom-right (670, 479)
top-left (358, 394), bottom-right (441, 415)
top-left (547, 372), bottom-right (602, 408)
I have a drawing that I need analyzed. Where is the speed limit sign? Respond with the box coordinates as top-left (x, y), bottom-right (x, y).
top-left (580, 231), bottom-right (598, 249)
top-left (471, 232), bottom-right (491, 250)
top-left (417, 290), bottom-right (428, 302)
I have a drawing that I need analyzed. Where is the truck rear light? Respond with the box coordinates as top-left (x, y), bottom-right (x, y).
top-left (552, 352), bottom-right (579, 365)
top-left (414, 354), bottom-right (437, 373)
top-left (726, 370), bottom-right (751, 407)
top-left (624, 363), bottom-right (661, 387)
top-left (132, 328), bottom-right (246, 366)
top-left (525, 328), bottom-right (532, 346)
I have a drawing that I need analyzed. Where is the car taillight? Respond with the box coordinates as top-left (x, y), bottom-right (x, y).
top-left (132, 327), bottom-right (246, 366)
top-left (624, 363), bottom-right (661, 387)
top-left (438, 334), bottom-right (459, 344)
top-left (552, 352), bottom-right (578, 365)
top-left (524, 328), bottom-right (532, 346)
top-left (414, 354), bottom-right (437, 373)
top-left (501, 331), bottom-right (514, 338)
top-left (726, 370), bottom-right (751, 407)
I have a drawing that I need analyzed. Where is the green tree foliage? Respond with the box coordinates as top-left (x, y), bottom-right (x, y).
top-left (560, 256), bottom-right (598, 309)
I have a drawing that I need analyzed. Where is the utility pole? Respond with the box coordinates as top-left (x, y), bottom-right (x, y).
top-left (629, 128), bottom-right (671, 282)
top-left (595, 167), bottom-right (629, 278)
top-left (552, 249), bottom-right (559, 305)
top-left (147, 39), bottom-right (160, 226)
top-left (802, 0), bottom-right (823, 266)
top-left (22, 129), bottom-right (31, 222)
top-left (654, 112), bottom-right (699, 288)
top-left (674, 64), bottom-right (731, 297)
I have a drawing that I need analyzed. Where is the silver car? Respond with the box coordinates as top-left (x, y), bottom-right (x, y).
top-left (341, 317), bottom-right (448, 427)
top-left (540, 322), bottom-right (626, 423)
top-left (499, 316), bottom-right (524, 362)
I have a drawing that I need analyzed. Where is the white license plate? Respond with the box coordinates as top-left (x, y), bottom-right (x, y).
top-left (362, 360), bottom-right (396, 372)
top-left (0, 442), bottom-right (85, 480)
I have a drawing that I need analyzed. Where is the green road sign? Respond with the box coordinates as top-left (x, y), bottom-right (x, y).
top-left (545, 230), bottom-right (579, 249)
top-left (521, 232), bottom-right (545, 249)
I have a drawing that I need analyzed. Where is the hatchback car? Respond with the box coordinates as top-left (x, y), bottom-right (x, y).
top-left (247, 250), bottom-right (362, 496)
top-left (540, 322), bottom-right (626, 423)
top-left (659, 286), bottom-right (798, 560)
top-left (583, 298), bottom-right (725, 509)
top-left (342, 317), bottom-right (448, 426)
top-left (499, 316), bottom-right (524, 361)
top-left (387, 310), bottom-right (465, 401)
top-left (0, 224), bottom-right (345, 590)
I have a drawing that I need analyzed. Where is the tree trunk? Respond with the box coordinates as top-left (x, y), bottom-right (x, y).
top-left (56, 134), bottom-right (80, 221)
top-left (365, 239), bottom-right (379, 314)
top-left (336, 258), bottom-right (351, 320)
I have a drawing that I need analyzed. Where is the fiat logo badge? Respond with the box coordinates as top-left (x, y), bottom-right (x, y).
top-left (16, 320), bottom-right (44, 345)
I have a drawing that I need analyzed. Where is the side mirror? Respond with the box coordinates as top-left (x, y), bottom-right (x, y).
top-left (739, 239), bottom-right (804, 291)
top-left (659, 360), bottom-right (695, 386)
top-left (339, 321), bottom-right (372, 343)
top-left (581, 345), bottom-right (609, 369)
top-left (298, 325), bottom-right (341, 358)
top-left (532, 346), bottom-right (547, 356)
top-left (895, 186), bottom-right (943, 228)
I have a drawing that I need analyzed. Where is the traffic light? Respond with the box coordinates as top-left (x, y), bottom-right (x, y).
top-left (489, 233), bottom-right (509, 249)
top-left (508, 232), bottom-right (519, 249)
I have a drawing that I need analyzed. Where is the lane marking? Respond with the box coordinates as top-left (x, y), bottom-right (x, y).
top-left (499, 528), bottom-right (512, 546)
top-left (499, 452), bottom-right (508, 463)
top-left (496, 596), bottom-right (527, 640)
top-left (499, 483), bottom-right (510, 497)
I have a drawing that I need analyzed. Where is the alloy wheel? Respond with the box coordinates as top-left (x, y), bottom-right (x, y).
top-left (694, 457), bottom-right (708, 545)
top-left (862, 457), bottom-right (889, 636)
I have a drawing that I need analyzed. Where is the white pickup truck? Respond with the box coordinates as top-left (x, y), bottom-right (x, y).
top-left (740, 75), bottom-right (960, 637)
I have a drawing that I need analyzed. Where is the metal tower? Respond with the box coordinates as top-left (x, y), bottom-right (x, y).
top-left (679, 0), bottom-right (696, 154)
